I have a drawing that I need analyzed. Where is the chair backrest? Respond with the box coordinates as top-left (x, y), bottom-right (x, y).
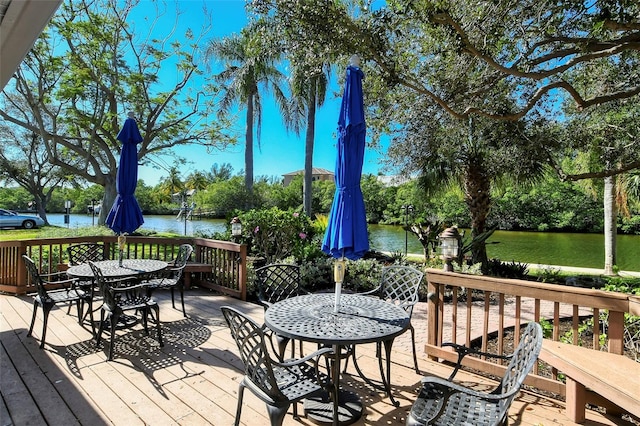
top-left (221, 306), bottom-right (287, 403)
top-left (88, 261), bottom-right (119, 310)
top-left (498, 322), bottom-right (543, 399)
top-left (254, 264), bottom-right (300, 308)
top-left (378, 265), bottom-right (424, 315)
top-left (22, 255), bottom-right (49, 301)
top-left (68, 243), bottom-right (104, 265)
top-left (173, 244), bottom-right (193, 269)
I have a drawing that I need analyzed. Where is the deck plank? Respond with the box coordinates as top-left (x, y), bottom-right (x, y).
top-left (0, 289), bottom-right (633, 426)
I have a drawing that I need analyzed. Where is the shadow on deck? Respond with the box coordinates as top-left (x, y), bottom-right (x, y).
top-left (0, 288), bottom-right (632, 425)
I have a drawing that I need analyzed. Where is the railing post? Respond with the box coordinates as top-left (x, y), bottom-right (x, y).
top-left (607, 310), bottom-right (625, 355)
top-left (238, 244), bottom-right (247, 301)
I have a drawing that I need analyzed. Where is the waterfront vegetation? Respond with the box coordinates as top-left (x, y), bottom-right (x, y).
top-left (2, 171), bottom-right (639, 236)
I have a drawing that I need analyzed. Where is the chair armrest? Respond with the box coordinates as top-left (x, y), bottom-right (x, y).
top-left (111, 282), bottom-right (149, 292)
top-left (353, 285), bottom-right (381, 297)
top-left (421, 375), bottom-right (519, 402)
top-left (442, 342), bottom-right (512, 380)
top-left (274, 347), bottom-right (334, 388)
top-left (273, 347), bottom-right (334, 368)
top-left (41, 272), bottom-right (80, 289)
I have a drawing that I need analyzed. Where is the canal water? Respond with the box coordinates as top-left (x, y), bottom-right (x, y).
top-left (44, 214), bottom-right (640, 271)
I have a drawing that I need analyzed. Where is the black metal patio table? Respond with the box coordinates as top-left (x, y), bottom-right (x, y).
top-left (67, 259), bottom-right (168, 330)
top-left (66, 259), bottom-right (168, 279)
top-left (264, 293), bottom-right (410, 426)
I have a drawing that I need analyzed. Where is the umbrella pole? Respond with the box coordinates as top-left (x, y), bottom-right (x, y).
top-left (333, 258), bottom-right (346, 313)
top-left (117, 234), bottom-right (126, 267)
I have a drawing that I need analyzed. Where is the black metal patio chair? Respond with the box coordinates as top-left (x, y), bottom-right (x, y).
top-left (221, 306), bottom-right (332, 426)
top-left (89, 261), bottom-right (163, 361)
top-left (406, 321), bottom-right (543, 426)
top-left (66, 242), bottom-right (104, 317)
top-left (23, 255), bottom-right (94, 348)
top-left (255, 263), bottom-right (303, 360)
top-left (347, 264), bottom-right (424, 377)
top-left (143, 243), bottom-right (193, 317)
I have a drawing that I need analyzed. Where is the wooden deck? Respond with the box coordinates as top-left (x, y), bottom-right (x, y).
top-left (1, 289), bottom-right (632, 426)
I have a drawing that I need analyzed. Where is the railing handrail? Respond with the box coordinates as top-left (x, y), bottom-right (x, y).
top-left (0, 236), bottom-right (247, 299)
top-left (424, 268), bottom-right (639, 402)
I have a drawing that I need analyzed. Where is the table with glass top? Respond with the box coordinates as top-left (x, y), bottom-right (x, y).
top-left (264, 293), bottom-right (410, 426)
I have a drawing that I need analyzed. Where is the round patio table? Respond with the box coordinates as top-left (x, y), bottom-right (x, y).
top-left (265, 293), bottom-right (409, 426)
top-left (66, 259), bottom-right (168, 279)
top-left (67, 259), bottom-right (168, 331)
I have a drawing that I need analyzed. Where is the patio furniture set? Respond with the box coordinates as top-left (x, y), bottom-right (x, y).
top-left (23, 242), bottom-right (193, 361)
top-left (23, 248), bottom-right (544, 426)
top-left (224, 263), bottom-right (544, 426)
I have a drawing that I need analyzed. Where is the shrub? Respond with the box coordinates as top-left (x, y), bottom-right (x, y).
top-left (235, 207), bottom-right (318, 263)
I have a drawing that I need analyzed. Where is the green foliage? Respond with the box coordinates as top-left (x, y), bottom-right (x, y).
top-left (534, 266), bottom-right (564, 284)
top-left (299, 256), bottom-right (333, 293)
top-left (603, 276), bottom-right (640, 296)
top-left (490, 178), bottom-right (603, 232)
top-left (483, 259), bottom-right (530, 279)
top-left (538, 318), bottom-right (554, 339)
top-left (620, 215), bottom-right (640, 235)
top-left (0, 187), bottom-right (33, 210)
top-left (344, 259), bottom-right (384, 292)
top-left (236, 207), bottom-right (318, 263)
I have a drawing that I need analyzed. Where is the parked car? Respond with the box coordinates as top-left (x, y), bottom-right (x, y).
top-left (0, 209), bottom-right (45, 229)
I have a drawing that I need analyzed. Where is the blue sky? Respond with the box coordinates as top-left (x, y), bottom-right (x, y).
top-left (135, 0), bottom-right (386, 186)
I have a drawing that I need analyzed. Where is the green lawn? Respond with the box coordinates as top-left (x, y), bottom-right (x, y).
top-left (0, 225), bottom-right (180, 242)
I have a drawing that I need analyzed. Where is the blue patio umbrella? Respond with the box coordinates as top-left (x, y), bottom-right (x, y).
top-left (106, 112), bottom-right (144, 262)
top-left (322, 58), bottom-right (369, 310)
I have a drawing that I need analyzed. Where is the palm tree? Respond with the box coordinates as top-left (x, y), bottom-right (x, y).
top-left (185, 171), bottom-right (210, 192)
top-left (205, 28), bottom-right (288, 200)
top-left (156, 167), bottom-right (184, 204)
top-left (285, 62), bottom-right (331, 215)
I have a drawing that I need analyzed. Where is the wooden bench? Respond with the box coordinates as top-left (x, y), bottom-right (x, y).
top-left (540, 340), bottom-right (640, 423)
top-left (182, 262), bottom-right (212, 289)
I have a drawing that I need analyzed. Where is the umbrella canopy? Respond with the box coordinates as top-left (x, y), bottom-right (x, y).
top-left (322, 64), bottom-right (369, 260)
top-left (106, 112), bottom-right (144, 234)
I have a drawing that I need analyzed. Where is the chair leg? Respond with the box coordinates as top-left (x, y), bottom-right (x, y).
top-left (153, 306), bottom-right (163, 347)
top-left (141, 307), bottom-right (150, 335)
top-left (96, 311), bottom-right (106, 346)
top-left (75, 300), bottom-right (83, 324)
top-left (266, 403), bottom-right (289, 426)
top-left (86, 299), bottom-right (96, 338)
top-left (410, 323), bottom-right (420, 373)
top-left (108, 313), bottom-right (119, 361)
top-left (27, 300), bottom-right (38, 337)
top-left (39, 303), bottom-right (54, 349)
top-left (275, 335), bottom-right (290, 361)
top-left (179, 285), bottom-right (186, 317)
top-left (234, 382), bottom-right (246, 426)
top-left (170, 287), bottom-right (176, 309)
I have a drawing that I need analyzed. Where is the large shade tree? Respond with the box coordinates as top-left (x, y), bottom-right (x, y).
top-left (0, 0), bottom-right (231, 224)
top-left (250, 0), bottom-right (640, 267)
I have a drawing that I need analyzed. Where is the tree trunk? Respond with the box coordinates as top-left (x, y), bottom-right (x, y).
top-left (464, 157), bottom-right (491, 267)
top-left (245, 94), bottom-right (254, 200)
top-left (603, 175), bottom-right (617, 275)
top-left (99, 176), bottom-right (117, 226)
top-left (34, 195), bottom-right (49, 225)
top-left (303, 82), bottom-right (317, 216)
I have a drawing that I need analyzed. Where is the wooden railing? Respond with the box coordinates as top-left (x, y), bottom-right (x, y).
top-left (0, 236), bottom-right (247, 300)
top-left (425, 269), bottom-right (640, 399)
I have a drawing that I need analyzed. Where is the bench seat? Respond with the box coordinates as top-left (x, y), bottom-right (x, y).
top-left (540, 340), bottom-right (640, 423)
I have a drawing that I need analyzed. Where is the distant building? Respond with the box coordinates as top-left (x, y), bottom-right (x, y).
top-left (282, 168), bottom-right (334, 186)
top-left (377, 175), bottom-right (413, 186)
